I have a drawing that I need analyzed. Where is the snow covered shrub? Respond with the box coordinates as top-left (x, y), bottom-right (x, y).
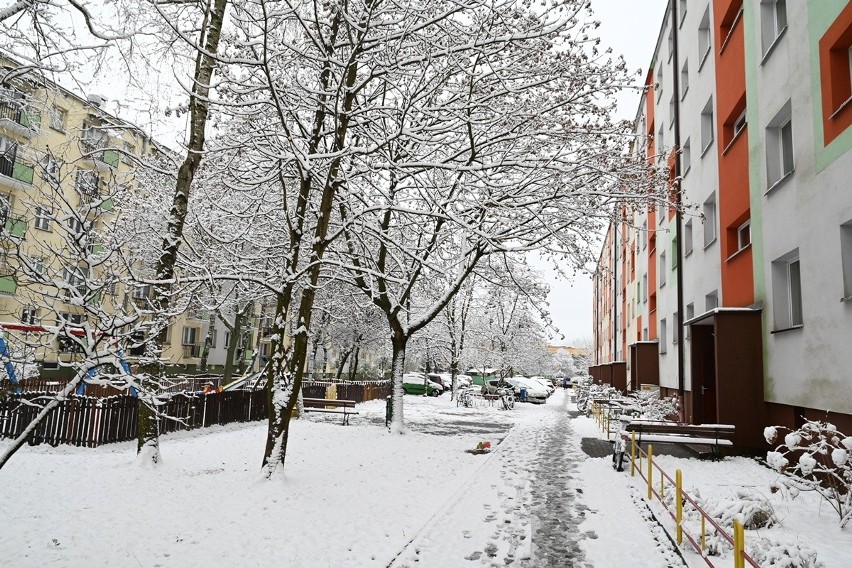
top-left (703, 490), bottom-right (779, 530)
top-left (627, 389), bottom-right (680, 421)
top-left (765, 420), bottom-right (852, 528)
top-left (747, 537), bottom-right (823, 568)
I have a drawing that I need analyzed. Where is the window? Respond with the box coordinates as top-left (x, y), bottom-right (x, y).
top-left (703, 192), bottom-right (717, 247)
top-left (685, 219), bottom-right (694, 256)
top-left (122, 142), bottom-right (136, 166)
top-left (705, 290), bottom-right (719, 311)
top-left (660, 318), bottom-right (668, 354)
top-left (681, 60), bottom-right (689, 99)
top-left (41, 154), bottom-right (59, 182)
top-left (58, 312), bottom-right (84, 326)
top-left (224, 331), bottom-right (232, 348)
top-left (182, 326), bottom-right (198, 346)
top-left (659, 251), bottom-right (667, 287)
top-left (760, 0), bottom-right (787, 57)
top-left (656, 65), bottom-right (663, 102)
top-left (669, 95), bottom-right (676, 128)
top-left (673, 311), bottom-right (680, 344)
top-left (772, 250), bottom-right (803, 329)
top-left (766, 101), bottom-right (794, 188)
top-left (842, 220), bottom-right (852, 299)
top-left (209, 324), bottom-right (217, 348)
top-left (686, 303), bottom-right (694, 339)
top-left (668, 28), bottom-right (674, 62)
top-left (21, 307), bottom-right (37, 325)
top-left (681, 138), bottom-right (691, 175)
top-left (0, 136), bottom-right (18, 176)
top-left (733, 109), bottom-right (747, 137)
top-left (698, 7), bottom-right (712, 68)
top-left (737, 220), bottom-right (751, 251)
top-left (32, 257), bottom-right (45, 275)
top-left (641, 220), bottom-right (647, 250)
top-left (75, 169), bottom-right (100, 199)
top-left (34, 206), bottom-right (51, 231)
top-left (700, 97), bottom-right (714, 153)
top-left (658, 124), bottom-right (665, 161)
top-left (642, 273), bottom-right (648, 303)
top-left (132, 284), bottom-right (151, 299)
top-left (63, 266), bottom-right (88, 296)
top-left (679, 0), bottom-right (687, 26)
top-left (68, 216), bottom-right (84, 236)
top-left (49, 106), bottom-right (67, 131)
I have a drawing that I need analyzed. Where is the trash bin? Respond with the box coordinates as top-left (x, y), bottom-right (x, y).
top-left (518, 388), bottom-right (527, 402)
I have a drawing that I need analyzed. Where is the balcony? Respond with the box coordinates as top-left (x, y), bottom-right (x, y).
top-left (183, 344), bottom-right (201, 359)
top-left (81, 127), bottom-right (119, 170)
top-left (0, 155), bottom-right (35, 188)
top-left (3, 216), bottom-right (27, 239)
top-left (0, 94), bottom-right (39, 138)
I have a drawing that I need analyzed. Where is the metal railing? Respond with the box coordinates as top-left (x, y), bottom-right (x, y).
top-left (628, 434), bottom-right (760, 568)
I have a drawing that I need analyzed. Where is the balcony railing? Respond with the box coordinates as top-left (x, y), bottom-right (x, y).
top-left (183, 344), bottom-right (201, 359)
top-left (0, 155), bottom-right (34, 185)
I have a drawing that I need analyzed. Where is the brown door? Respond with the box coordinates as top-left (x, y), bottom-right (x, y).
top-left (699, 340), bottom-right (717, 424)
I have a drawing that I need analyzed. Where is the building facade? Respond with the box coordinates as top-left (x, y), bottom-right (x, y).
top-left (592, 0), bottom-right (852, 448)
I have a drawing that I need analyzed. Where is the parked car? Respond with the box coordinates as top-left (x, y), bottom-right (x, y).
top-left (528, 376), bottom-right (555, 395)
top-left (508, 377), bottom-right (549, 404)
top-left (455, 374), bottom-right (473, 388)
top-left (427, 373), bottom-right (451, 392)
top-left (569, 375), bottom-right (590, 387)
top-left (402, 373), bottom-right (443, 396)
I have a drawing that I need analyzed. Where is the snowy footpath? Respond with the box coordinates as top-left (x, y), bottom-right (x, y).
top-left (1, 390), bottom-right (847, 567)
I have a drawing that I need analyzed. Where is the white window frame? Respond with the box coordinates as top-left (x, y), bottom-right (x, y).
top-left (766, 101), bottom-right (794, 189)
top-left (737, 220), bottom-right (751, 252)
top-left (181, 326), bottom-right (198, 346)
top-left (21, 306), bottom-right (38, 325)
top-left (842, 220), bottom-right (852, 300)
top-left (760, 0), bottom-right (787, 57)
top-left (772, 250), bottom-right (803, 330)
top-left (681, 138), bottom-right (691, 176)
top-left (680, 60), bottom-right (689, 100)
top-left (705, 290), bottom-right (719, 311)
top-left (660, 318), bottom-right (668, 354)
top-left (34, 206), bottom-right (51, 231)
top-left (700, 97), bottom-right (714, 154)
top-left (698, 7), bottom-right (712, 69)
top-left (659, 251), bottom-right (667, 287)
top-left (686, 302), bottom-right (694, 339)
top-left (685, 219), bottom-right (694, 256)
top-left (49, 105), bottom-right (67, 132)
top-left (703, 193), bottom-right (717, 247)
top-left (673, 311), bottom-right (680, 344)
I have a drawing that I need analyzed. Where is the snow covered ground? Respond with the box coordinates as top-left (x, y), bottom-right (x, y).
top-left (1, 390), bottom-right (848, 567)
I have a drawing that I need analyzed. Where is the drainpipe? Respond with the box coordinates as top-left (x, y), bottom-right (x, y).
top-left (671, 0), bottom-right (686, 413)
top-left (612, 224), bottom-right (618, 364)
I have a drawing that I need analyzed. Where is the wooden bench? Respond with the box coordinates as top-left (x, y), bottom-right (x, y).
top-left (302, 398), bottom-right (358, 425)
top-left (614, 421), bottom-right (736, 471)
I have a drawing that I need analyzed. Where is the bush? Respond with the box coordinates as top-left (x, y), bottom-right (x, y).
top-left (764, 420), bottom-right (852, 528)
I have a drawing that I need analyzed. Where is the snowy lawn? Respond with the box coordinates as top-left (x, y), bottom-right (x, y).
top-left (4, 392), bottom-right (847, 567)
top-left (0, 394), bottom-right (518, 568)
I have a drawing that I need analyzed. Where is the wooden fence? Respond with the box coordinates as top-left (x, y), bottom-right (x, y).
top-left (0, 390), bottom-right (267, 448)
top-left (1, 380), bottom-right (391, 448)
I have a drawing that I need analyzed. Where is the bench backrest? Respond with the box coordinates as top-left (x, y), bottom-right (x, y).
top-left (624, 422), bottom-right (735, 438)
top-left (303, 398), bottom-right (356, 408)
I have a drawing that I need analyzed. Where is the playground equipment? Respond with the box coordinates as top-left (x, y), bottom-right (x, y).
top-left (0, 322), bottom-right (135, 396)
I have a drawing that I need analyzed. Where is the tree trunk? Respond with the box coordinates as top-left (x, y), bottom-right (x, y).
top-left (223, 306), bottom-right (245, 383)
top-left (197, 315), bottom-right (215, 373)
top-left (138, 0), bottom-right (230, 462)
top-left (348, 344), bottom-right (360, 381)
top-left (390, 328), bottom-right (408, 433)
top-left (334, 347), bottom-right (353, 382)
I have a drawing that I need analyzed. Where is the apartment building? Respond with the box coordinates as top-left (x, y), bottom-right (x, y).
top-left (592, 0), bottom-right (852, 449)
top-left (0, 58), bottom-right (266, 378)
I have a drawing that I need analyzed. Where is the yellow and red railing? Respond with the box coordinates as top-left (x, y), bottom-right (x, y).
top-left (628, 432), bottom-right (760, 568)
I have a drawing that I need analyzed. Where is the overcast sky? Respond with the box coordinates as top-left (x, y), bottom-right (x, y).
top-left (541, 0), bottom-right (669, 344)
